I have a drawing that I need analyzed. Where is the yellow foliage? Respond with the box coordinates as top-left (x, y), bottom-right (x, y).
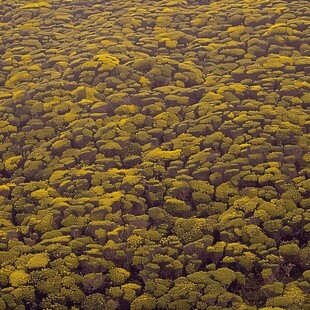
top-left (164, 39), bottom-right (178, 48)
top-left (219, 210), bottom-right (242, 224)
top-left (40, 235), bottom-right (71, 245)
top-left (227, 25), bottom-right (246, 39)
top-left (80, 59), bottom-right (100, 70)
top-left (127, 235), bottom-right (143, 248)
top-left (165, 0), bottom-right (187, 6)
top-left (109, 267), bottom-right (130, 285)
top-left (144, 148), bottom-right (182, 162)
top-left (26, 253), bottom-right (49, 269)
top-left (139, 76), bottom-right (151, 87)
top-left (9, 270), bottom-right (30, 287)
top-left (233, 113), bottom-right (248, 124)
top-left (284, 285), bottom-right (307, 305)
top-left (12, 90), bottom-right (28, 103)
top-left (227, 25), bottom-right (246, 33)
top-left (71, 86), bottom-right (99, 100)
top-left (100, 39), bottom-right (117, 47)
top-left (49, 170), bottom-right (68, 183)
top-left (20, 54), bottom-right (32, 62)
top-left (115, 104), bottom-right (138, 115)
top-left (293, 80), bottom-right (310, 89)
top-left (51, 139), bottom-right (70, 151)
top-left (20, 2), bottom-right (51, 9)
top-left (27, 64), bottom-right (41, 71)
top-left (109, 168), bottom-right (138, 176)
top-left (122, 283), bottom-right (141, 291)
top-left (0, 218), bottom-right (14, 228)
top-left (130, 17), bottom-right (141, 28)
top-left (63, 112), bottom-right (77, 123)
top-left (89, 185), bottom-right (105, 196)
top-left (265, 23), bottom-right (295, 36)
top-left (30, 189), bottom-right (50, 200)
top-left (0, 185), bottom-right (10, 197)
top-left (165, 197), bottom-right (187, 207)
top-left (153, 111), bottom-right (179, 127)
top-left (5, 71), bottom-right (32, 87)
top-left (99, 191), bottom-right (124, 208)
top-left (0, 115), bottom-right (10, 127)
top-left (123, 175), bottom-right (141, 185)
top-left (191, 17), bottom-right (205, 27)
top-left (262, 55), bottom-right (294, 69)
top-left (201, 91), bottom-right (223, 101)
top-left (230, 83), bottom-right (248, 93)
top-left (4, 155), bottom-right (22, 172)
top-left (93, 53), bottom-right (120, 71)
top-left (156, 16), bottom-right (172, 28)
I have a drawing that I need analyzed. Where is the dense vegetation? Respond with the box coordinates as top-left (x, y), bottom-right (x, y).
top-left (0, 0), bottom-right (309, 309)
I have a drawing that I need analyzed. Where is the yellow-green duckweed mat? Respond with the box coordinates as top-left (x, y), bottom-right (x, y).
top-left (0, 0), bottom-right (309, 309)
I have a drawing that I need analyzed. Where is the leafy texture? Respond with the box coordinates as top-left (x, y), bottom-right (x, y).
top-left (0, 0), bottom-right (309, 309)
